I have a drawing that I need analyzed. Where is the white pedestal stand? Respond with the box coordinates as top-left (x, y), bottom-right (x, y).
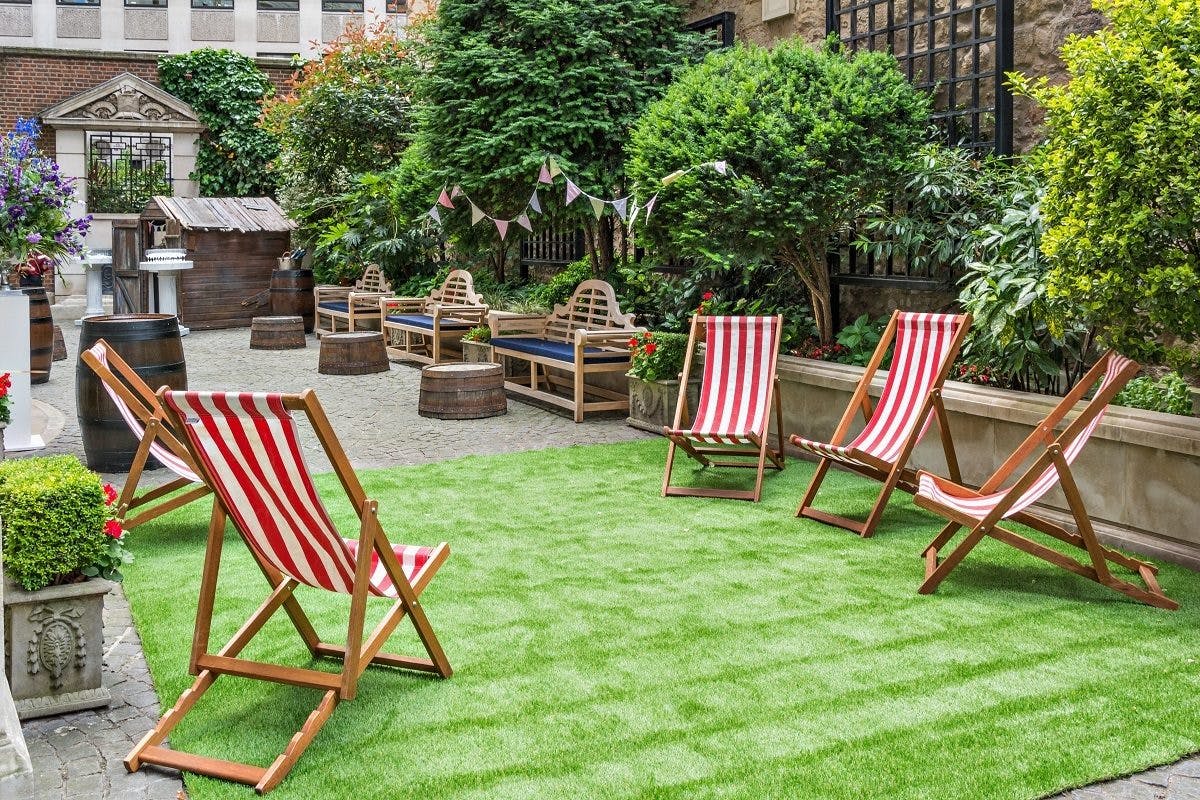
top-left (76, 252), bottom-right (112, 325)
top-left (139, 250), bottom-right (193, 336)
top-left (0, 291), bottom-right (41, 451)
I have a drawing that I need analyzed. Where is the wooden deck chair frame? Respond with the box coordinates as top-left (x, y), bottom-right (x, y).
top-left (126, 389), bottom-right (452, 794)
top-left (793, 311), bottom-right (971, 538)
top-left (662, 314), bottom-right (785, 502)
top-left (78, 339), bottom-right (210, 529)
top-left (915, 352), bottom-right (1177, 610)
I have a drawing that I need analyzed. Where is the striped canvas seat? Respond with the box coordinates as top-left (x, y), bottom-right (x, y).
top-left (913, 352), bottom-right (1175, 609)
top-left (79, 340), bottom-right (210, 529)
top-left (791, 311), bottom-right (971, 538)
top-left (662, 315), bottom-right (785, 502)
top-left (130, 389), bottom-right (452, 793)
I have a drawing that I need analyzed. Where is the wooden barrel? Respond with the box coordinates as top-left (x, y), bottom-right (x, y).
top-left (24, 288), bottom-right (52, 385)
top-left (318, 332), bottom-right (388, 375)
top-left (53, 325), bottom-right (67, 361)
top-left (250, 315), bottom-right (306, 350)
top-left (418, 362), bottom-right (506, 419)
top-left (270, 269), bottom-right (315, 333)
top-left (76, 314), bottom-right (187, 472)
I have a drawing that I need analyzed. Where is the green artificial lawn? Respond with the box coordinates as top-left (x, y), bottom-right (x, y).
top-left (123, 439), bottom-right (1200, 800)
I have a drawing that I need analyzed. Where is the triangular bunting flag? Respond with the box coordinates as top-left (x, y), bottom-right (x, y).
top-left (451, 185), bottom-right (463, 198)
top-left (611, 197), bottom-right (628, 221)
top-left (628, 200), bottom-right (640, 228)
top-left (437, 189), bottom-right (455, 209)
top-left (548, 156), bottom-right (563, 178)
top-left (661, 169), bottom-right (686, 186)
top-left (589, 196), bottom-right (606, 219)
top-left (470, 202), bottom-right (486, 225)
top-left (713, 160), bottom-right (728, 176)
top-left (644, 194), bottom-right (658, 221)
top-left (538, 163), bottom-right (553, 185)
top-left (516, 213), bottom-right (533, 232)
top-left (529, 189), bottom-right (542, 214)
top-left (495, 219), bottom-right (509, 239)
top-left (428, 206), bottom-right (442, 224)
top-left (565, 180), bottom-right (582, 205)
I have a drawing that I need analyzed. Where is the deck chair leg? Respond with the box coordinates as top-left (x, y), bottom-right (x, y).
top-left (933, 392), bottom-right (962, 483)
top-left (921, 521), bottom-right (963, 577)
top-left (771, 377), bottom-right (785, 467)
top-left (859, 461), bottom-right (906, 539)
top-left (752, 437), bottom-right (770, 502)
top-left (796, 459), bottom-right (832, 519)
top-left (117, 420), bottom-right (157, 515)
top-left (190, 502), bottom-right (227, 673)
top-left (125, 669), bottom-right (218, 774)
top-left (662, 439), bottom-right (680, 497)
top-left (1050, 448), bottom-right (1113, 584)
top-left (257, 690), bottom-right (339, 794)
top-left (918, 524), bottom-right (990, 595)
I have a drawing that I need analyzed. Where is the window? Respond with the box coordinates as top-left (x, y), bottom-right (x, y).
top-left (0, 0), bottom-right (33, 6)
top-left (321, 0), bottom-right (361, 11)
top-left (257, 0), bottom-right (297, 9)
top-left (125, 0), bottom-right (168, 6)
top-left (56, 0), bottom-right (101, 6)
top-left (86, 133), bottom-right (173, 214)
top-left (384, 0), bottom-right (404, 11)
top-left (191, 0), bottom-right (232, 8)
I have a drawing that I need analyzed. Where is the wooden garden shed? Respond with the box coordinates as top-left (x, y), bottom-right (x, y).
top-left (141, 196), bottom-right (295, 330)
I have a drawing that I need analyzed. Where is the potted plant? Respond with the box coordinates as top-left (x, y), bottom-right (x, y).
top-left (460, 325), bottom-right (494, 364)
top-left (1, 455), bottom-right (133, 719)
top-left (626, 331), bottom-right (699, 433)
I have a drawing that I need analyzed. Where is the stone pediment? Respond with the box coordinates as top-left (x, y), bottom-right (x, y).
top-left (41, 73), bottom-right (203, 133)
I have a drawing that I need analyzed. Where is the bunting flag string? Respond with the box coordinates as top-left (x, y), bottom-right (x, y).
top-left (423, 157), bottom-right (732, 239)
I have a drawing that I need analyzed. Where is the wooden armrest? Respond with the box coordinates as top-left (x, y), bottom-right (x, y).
top-left (575, 327), bottom-right (647, 346)
top-left (381, 297), bottom-right (427, 313)
top-left (489, 312), bottom-right (547, 337)
top-left (349, 291), bottom-right (388, 304)
top-left (315, 286), bottom-right (352, 300)
top-left (433, 304), bottom-right (489, 322)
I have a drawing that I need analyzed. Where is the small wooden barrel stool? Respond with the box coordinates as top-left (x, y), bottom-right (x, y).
top-left (251, 315), bottom-right (306, 350)
top-left (318, 331), bottom-right (389, 375)
top-left (418, 362), bottom-right (506, 419)
top-left (52, 324), bottom-right (67, 361)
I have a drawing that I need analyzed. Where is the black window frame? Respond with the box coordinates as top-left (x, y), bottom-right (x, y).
top-left (191, 0), bottom-right (233, 9)
top-left (256, 0), bottom-right (298, 10)
top-left (56, 0), bottom-right (102, 7)
top-left (321, 0), bottom-right (362, 12)
top-left (125, 0), bottom-right (169, 7)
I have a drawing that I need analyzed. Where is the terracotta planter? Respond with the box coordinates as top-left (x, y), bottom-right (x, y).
top-left (3, 578), bottom-right (113, 719)
top-left (460, 339), bottom-right (494, 364)
top-left (626, 376), bottom-right (700, 434)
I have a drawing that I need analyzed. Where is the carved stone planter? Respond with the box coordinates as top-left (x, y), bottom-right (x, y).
top-left (627, 376), bottom-right (700, 434)
top-left (460, 340), bottom-right (494, 364)
top-left (3, 578), bottom-right (112, 719)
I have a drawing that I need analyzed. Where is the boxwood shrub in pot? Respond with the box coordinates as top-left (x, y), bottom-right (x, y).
top-left (626, 331), bottom-right (700, 432)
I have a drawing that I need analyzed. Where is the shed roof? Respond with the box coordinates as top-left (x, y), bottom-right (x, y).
top-left (148, 196), bottom-right (296, 233)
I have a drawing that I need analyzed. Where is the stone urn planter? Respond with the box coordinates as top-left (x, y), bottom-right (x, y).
top-left (626, 376), bottom-right (700, 434)
top-left (3, 577), bottom-right (112, 719)
top-left (461, 339), bottom-right (494, 364)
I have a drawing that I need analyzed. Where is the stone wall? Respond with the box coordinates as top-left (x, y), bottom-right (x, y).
top-left (0, 47), bottom-right (296, 158)
top-left (685, 0), bottom-right (1107, 152)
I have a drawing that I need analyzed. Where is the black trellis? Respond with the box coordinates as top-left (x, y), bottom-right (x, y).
top-left (86, 132), bottom-right (173, 214)
top-left (827, 0), bottom-right (1013, 156)
top-left (687, 11), bottom-right (736, 48)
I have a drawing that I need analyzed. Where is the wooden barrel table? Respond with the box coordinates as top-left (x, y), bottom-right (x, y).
top-left (318, 331), bottom-right (388, 375)
top-left (24, 288), bottom-right (52, 384)
top-left (250, 315), bottom-right (306, 350)
top-left (77, 314), bottom-right (187, 472)
top-left (269, 269), bottom-right (315, 333)
top-left (418, 362), bottom-right (506, 420)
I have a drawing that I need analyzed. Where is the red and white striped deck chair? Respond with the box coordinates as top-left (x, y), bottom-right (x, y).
top-left (79, 340), bottom-right (209, 529)
top-left (126, 389), bottom-right (452, 794)
top-left (662, 315), bottom-right (785, 502)
top-left (791, 311), bottom-right (971, 537)
top-left (915, 352), bottom-right (1177, 610)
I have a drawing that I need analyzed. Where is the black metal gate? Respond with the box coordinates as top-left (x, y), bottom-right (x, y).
top-left (827, 0), bottom-right (1014, 155)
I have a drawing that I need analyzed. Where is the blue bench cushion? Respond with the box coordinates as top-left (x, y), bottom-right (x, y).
top-left (318, 301), bottom-right (350, 313)
top-left (492, 337), bottom-right (629, 364)
top-left (385, 314), bottom-right (475, 331)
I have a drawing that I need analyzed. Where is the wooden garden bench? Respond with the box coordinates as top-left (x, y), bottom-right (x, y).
top-left (313, 264), bottom-right (392, 337)
top-left (380, 269), bottom-right (489, 365)
top-left (489, 279), bottom-right (644, 422)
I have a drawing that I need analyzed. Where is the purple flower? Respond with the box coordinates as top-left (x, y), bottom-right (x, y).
top-left (25, 232), bottom-right (41, 244)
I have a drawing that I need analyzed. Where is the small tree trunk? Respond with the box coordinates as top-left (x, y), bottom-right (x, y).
top-left (782, 241), bottom-right (835, 343)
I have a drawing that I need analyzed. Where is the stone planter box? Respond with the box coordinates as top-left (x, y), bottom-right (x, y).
top-left (3, 578), bottom-right (112, 719)
top-left (460, 339), bottom-right (494, 364)
top-left (627, 376), bottom-right (700, 434)
top-left (778, 356), bottom-right (1200, 569)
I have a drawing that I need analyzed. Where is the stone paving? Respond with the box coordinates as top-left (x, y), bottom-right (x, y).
top-left (14, 322), bottom-right (1200, 800)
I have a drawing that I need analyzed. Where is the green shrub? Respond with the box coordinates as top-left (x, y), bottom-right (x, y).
top-left (1012, 0), bottom-right (1200, 360)
top-left (462, 325), bottom-right (491, 343)
top-left (1113, 372), bottom-right (1193, 416)
top-left (626, 37), bottom-right (929, 342)
top-left (835, 314), bottom-right (889, 367)
top-left (0, 456), bottom-right (108, 591)
top-left (628, 332), bottom-right (692, 383)
top-left (528, 259), bottom-right (592, 311)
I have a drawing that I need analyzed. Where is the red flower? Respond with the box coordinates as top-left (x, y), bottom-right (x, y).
top-left (104, 519), bottom-right (124, 539)
top-left (103, 483), bottom-right (118, 506)
top-left (628, 337), bottom-right (639, 348)
top-left (644, 342), bottom-right (657, 354)
top-left (702, 291), bottom-right (714, 301)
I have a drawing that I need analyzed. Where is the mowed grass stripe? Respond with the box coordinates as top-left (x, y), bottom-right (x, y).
top-left (122, 439), bottom-right (1200, 800)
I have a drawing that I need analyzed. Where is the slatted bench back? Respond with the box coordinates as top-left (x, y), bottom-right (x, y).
top-left (543, 280), bottom-right (637, 343)
top-left (355, 264), bottom-right (392, 294)
top-left (429, 269), bottom-right (484, 308)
